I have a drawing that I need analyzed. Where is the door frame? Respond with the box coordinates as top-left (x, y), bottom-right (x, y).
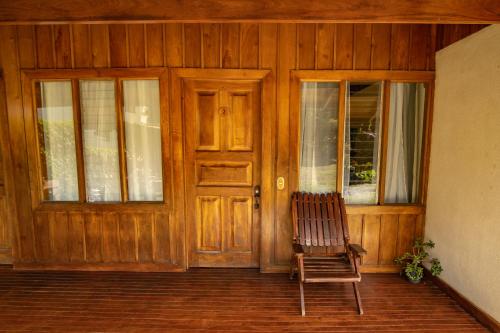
top-left (170, 69), bottom-right (272, 270)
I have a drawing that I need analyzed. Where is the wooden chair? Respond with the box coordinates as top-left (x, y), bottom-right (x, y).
top-left (289, 192), bottom-right (367, 316)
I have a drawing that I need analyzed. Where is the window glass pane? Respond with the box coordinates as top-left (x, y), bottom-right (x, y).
top-left (344, 82), bottom-right (383, 204)
top-left (299, 82), bottom-right (339, 192)
top-left (36, 81), bottom-right (78, 201)
top-left (80, 80), bottom-right (121, 202)
top-left (123, 80), bottom-right (163, 201)
top-left (384, 83), bottom-right (426, 204)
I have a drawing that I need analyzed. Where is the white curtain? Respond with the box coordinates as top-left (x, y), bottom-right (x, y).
top-left (299, 82), bottom-right (339, 193)
top-left (384, 83), bottom-right (425, 203)
top-left (123, 80), bottom-right (163, 201)
top-left (80, 80), bottom-right (121, 202)
top-left (39, 81), bottom-right (78, 201)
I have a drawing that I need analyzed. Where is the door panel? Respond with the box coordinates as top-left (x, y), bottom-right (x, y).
top-left (184, 79), bottom-right (261, 267)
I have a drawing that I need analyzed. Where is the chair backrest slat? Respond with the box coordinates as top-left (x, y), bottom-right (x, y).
top-left (297, 193), bottom-right (305, 246)
top-left (292, 192), bottom-right (348, 250)
top-left (309, 194), bottom-right (318, 246)
top-left (303, 193), bottom-right (312, 246)
top-left (332, 193), bottom-right (345, 246)
top-left (320, 194), bottom-right (331, 246)
top-left (314, 194), bottom-right (324, 246)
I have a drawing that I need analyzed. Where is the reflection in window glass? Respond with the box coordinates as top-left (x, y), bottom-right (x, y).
top-left (344, 82), bottom-right (382, 204)
top-left (385, 83), bottom-right (426, 203)
top-left (36, 81), bottom-right (78, 201)
top-left (299, 82), bottom-right (339, 192)
top-left (80, 80), bottom-right (121, 202)
top-left (123, 80), bottom-right (163, 201)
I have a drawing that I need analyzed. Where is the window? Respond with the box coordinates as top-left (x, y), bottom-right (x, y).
top-left (344, 82), bottom-right (382, 204)
top-left (299, 82), bottom-right (339, 192)
top-left (35, 81), bottom-right (79, 201)
top-left (384, 83), bottom-right (426, 204)
top-left (297, 75), bottom-right (429, 205)
top-left (34, 75), bottom-right (163, 203)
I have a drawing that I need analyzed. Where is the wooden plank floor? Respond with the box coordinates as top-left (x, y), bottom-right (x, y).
top-left (0, 268), bottom-right (488, 332)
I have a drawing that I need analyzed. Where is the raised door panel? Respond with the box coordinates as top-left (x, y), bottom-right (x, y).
top-left (196, 196), bottom-right (222, 252)
top-left (196, 161), bottom-right (252, 187)
top-left (226, 91), bottom-right (253, 151)
top-left (195, 91), bottom-right (220, 151)
top-left (226, 196), bottom-right (252, 252)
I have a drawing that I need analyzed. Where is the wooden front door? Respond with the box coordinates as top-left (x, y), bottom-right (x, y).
top-left (184, 79), bottom-right (261, 267)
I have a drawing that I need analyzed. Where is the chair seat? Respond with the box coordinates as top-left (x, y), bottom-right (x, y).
top-left (302, 256), bottom-right (361, 283)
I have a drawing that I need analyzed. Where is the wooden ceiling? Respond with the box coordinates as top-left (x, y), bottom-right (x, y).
top-left (0, 0), bottom-right (499, 25)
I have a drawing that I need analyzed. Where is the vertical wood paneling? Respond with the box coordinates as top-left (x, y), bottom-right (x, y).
top-left (259, 23), bottom-right (278, 270)
top-left (35, 25), bottom-right (54, 69)
top-left (90, 25), bottom-right (109, 68)
top-left (53, 25), bottom-right (72, 68)
top-left (184, 24), bottom-right (202, 67)
top-left (397, 214), bottom-right (417, 255)
top-left (109, 24), bottom-right (128, 67)
top-left (68, 212), bottom-right (85, 262)
top-left (34, 212), bottom-right (51, 261)
top-left (391, 24), bottom-right (411, 70)
top-left (347, 214), bottom-right (363, 245)
top-left (52, 212), bottom-right (69, 261)
top-left (221, 24), bottom-right (240, 68)
top-left (335, 24), bottom-right (354, 69)
top-left (85, 213), bottom-right (102, 262)
top-left (240, 23), bottom-right (259, 69)
top-left (128, 24), bottom-right (145, 67)
top-left (275, 23), bottom-right (296, 265)
top-left (0, 26), bottom-right (35, 261)
top-left (154, 212), bottom-right (170, 262)
top-left (165, 24), bottom-right (183, 67)
top-left (72, 25), bottom-right (91, 68)
top-left (297, 24), bottom-right (316, 69)
top-left (201, 23), bottom-right (220, 68)
top-left (119, 214), bottom-right (137, 262)
top-left (3, 22), bottom-right (466, 271)
top-left (378, 215), bottom-right (399, 265)
top-left (102, 212), bottom-right (120, 262)
top-left (146, 24), bottom-right (164, 67)
top-left (354, 23), bottom-right (372, 70)
top-left (409, 24), bottom-right (431, 70)
top-left (316, 23), bottom-right (334, 70)
top-left (371, 24), bottom-right (392, 70)
top-left (137, 213), bottom-right (153, 262)
top-left (16, 26), bottom-right (36, 69)
top-left (362, 214), bottom-right (380, 265)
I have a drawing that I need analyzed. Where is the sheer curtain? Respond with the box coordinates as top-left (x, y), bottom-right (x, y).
top-left (384, 83), bottom-right (426, 203)
top-left (80, 80), bottom-right (121, 202)
top-left (123, 80), bottom-right (163, 201)
top-left (299, 82), bottom-right (339, 193)
top-left (38, 81), bottom-right (78, 201)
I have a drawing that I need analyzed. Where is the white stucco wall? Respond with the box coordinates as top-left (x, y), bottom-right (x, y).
top-left (426, 24), bottom-right (500, 321)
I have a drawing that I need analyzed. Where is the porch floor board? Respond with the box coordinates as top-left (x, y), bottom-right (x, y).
top-left (0, 268), bottom-right (488, 332)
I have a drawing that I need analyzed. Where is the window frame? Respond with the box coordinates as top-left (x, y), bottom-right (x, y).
top-left (290, 70), bottom-right (434, 206)
top-left (23, 68), bottom-right (169, 207)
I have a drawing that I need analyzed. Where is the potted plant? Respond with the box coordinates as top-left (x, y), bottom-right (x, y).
top-left (395, 238), bottom-right (443, 284)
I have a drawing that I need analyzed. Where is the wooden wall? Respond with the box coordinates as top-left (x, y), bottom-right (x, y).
top-left (0, 23), bottom-right (486, 270)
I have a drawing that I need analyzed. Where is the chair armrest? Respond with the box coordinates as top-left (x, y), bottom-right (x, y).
top-left (292, 243), bottom-right (304, 255)
top-left (349, 244), bottom-right (367, 256)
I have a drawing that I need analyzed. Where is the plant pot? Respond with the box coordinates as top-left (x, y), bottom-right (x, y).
top-left (407, 277), bottom-right (422, 284)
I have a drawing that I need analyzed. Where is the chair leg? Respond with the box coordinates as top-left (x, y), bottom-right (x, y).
top-left (352, 282), bottom-right (363, 315)
top-left (299, 280), bottom-right (305, 316)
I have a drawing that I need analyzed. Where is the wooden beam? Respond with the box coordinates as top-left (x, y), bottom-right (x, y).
top-left (0, 0), bottom-right (499, 25)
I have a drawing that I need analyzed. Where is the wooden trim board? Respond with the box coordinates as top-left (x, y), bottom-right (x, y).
top-left (425, 270), bottom-right (500, 333)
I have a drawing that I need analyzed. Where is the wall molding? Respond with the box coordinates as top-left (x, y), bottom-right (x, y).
top-left (425, 270), bottom-right (500, 333)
